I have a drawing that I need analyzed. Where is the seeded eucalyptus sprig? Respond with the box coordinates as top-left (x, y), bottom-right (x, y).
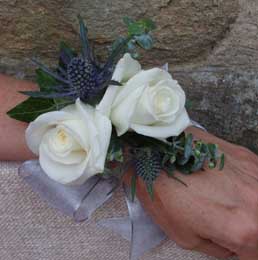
top-left (7, 16), bottom-right (156, 123)
top-left (110, 17), bottom-right (156, 60)
top-left (104, 131), bottom-right (225, 199)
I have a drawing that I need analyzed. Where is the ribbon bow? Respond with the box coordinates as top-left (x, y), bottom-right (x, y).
top-left (19, 160), bottom-right (166, 259)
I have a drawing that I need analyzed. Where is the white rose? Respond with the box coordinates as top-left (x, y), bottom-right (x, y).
top-left (98, 54), bottom-right (191, 139)
top-left (26, 99), bottom-right (112, 185)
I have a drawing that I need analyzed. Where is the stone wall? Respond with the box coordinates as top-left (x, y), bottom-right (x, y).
top-left (0, 0), bottom-right (257, 152)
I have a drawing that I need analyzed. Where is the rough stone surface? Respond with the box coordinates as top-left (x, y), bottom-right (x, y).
top-left (0, 0), bottom-right (257, 152)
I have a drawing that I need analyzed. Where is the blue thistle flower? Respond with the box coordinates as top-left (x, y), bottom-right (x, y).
top-left (21, 16), bottom-right (156, 103)
top-left (24, 15), bottom-right (122, 102)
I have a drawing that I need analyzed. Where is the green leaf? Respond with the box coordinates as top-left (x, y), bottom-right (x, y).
top-left (124, 17), bottom-right (156, 36)
top-left (146, 183), bottom-right (154, 201)
top-left (123, 16), bottom-right (135, 27)
top-left (135, 34), bottom-right (154, 50)
top-left (53, 97), bottom-right (72, 107)
top-left (191, 154), bottom-right (206, 172)
top-left (177, 133), bottom-right (193, 165)
top-left (164, 168), bottom-right (187, 187)
top-left (185, 99), bottom-right (193, 110)
top-left (140, 18), bottom-right (156, 31)
top-left (131, 174), bottom-right (137, 202)
top-left (109, 80), bottom-right (122, 86)
top-left (36, 68), bottom-right (59, 92)
top-left (127, 40), bottom-right (136, 51)
top-left (121, 131), bottom-right (168, 153)
top-left (127, 23), bottom-right (145, 36)
top-left (127, 18), bottom-right (156, 36)
top-left (163, 164), bottom-right (176, 177)
top-left (161, 154), bottom-right (171, 166)
top-left (7, 97), bottom-right (58, 123)
top-left (59, 41), bottom-right (77, 60)
top-left (185, 134), bottom-right (193, 157)
top-left (219, 153), bottom-right (225, 170)
top-left (207, 143), bottom-right (218, 159)
top-left (107, 134), bottom-right (124, 163)
top-left (111, 36), bottom-right (127, 52)
top-left (19, 91), bottom-right (73, 100)
top-left (208, 161), bottom-right (216, 169)
top-left (131, 52), bottom-right (140, 59)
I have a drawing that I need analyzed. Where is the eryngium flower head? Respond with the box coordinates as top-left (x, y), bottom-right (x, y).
top-left (27, 16), bottom-right (121, 102)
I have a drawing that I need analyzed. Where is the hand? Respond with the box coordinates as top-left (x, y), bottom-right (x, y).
top-left (125, 127), bottom-right (258, 259)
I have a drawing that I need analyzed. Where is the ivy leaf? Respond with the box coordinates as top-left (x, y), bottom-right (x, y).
top-left (36, 68), bottom-right (59, 93)
top-left (135, 34), bottom-right (154, 50)
top-left (19, 90), bottom-right (75, 99)
top-left (7, 97), bottom-right (59, 123)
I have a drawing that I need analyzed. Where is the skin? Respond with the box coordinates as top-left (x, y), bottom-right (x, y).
top-left (1, 74), bottom-right (258, 259)
top-left (125, 128), bottom-right (258, 260)
top-left (0, 74), bottom-right (36, 160)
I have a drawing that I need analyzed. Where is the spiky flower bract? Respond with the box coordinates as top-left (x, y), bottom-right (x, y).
top-left (21, 15), bottom-right (156, 104)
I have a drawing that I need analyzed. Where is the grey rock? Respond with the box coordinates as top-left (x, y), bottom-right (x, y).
top-left (0, 0), bottom-right (257, 152)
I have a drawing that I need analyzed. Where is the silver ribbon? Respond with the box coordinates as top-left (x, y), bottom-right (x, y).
top-left (19, 160), bottom-right (118, 222)
top-left (191, 120), bottom-right (207, 132)
top-left (19, 160), bottom-right (166, 259)
top-left (98, 185), bottom-right (166, 260)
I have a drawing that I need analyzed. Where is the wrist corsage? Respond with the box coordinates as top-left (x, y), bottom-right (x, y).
top-left (7, 16), bottom-right (225, 259)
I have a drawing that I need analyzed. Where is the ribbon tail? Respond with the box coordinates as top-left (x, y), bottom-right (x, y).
top-left (191, 119), bottom-right (207, 132)
top-left (98, 185), bottom-right (166, 260)
top-left (19, 160), bottom-right (118, 222)
top-left (98, 217), bottom-right (132, 241)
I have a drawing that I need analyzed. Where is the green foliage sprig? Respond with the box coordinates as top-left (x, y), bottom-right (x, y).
top-left (105, 131), bottom-right (225, 199)
top-left (7, 16), bottom-right (156, 123)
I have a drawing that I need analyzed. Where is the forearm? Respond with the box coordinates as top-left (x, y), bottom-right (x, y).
top-left (0, 74), bottom-right (37, 160)
top-left (0, 73), bottom-right (250, 163)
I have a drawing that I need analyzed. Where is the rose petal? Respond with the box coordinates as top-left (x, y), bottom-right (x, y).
top-left (111, 84), bottom-right (147, 136)
top-left (26, 111), bottom-right (75, 155)
top-left (97, 53), bottom-right (141, 116)
top-left (76, 99), bottom-right (112, 174)
top-left (112, 68), bottom-right (172, 108)
top-left (39, 143), bottom-right (90, 185)
top-left (112, 53), bottom-right (141, 82)
top-left (91, 109), bottom-right (112, 172)
top-left (97, 85), bottom-right (120, 117)
top-left (130, 108), bottom-right (191, 138)
top-left (130, 87), bottom-right (157, 125)
top-left (42, 128), bottom-right (85, 165)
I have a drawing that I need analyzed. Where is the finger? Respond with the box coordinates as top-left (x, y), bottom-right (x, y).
top-left (194, 239), bottom-right (235, 259)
